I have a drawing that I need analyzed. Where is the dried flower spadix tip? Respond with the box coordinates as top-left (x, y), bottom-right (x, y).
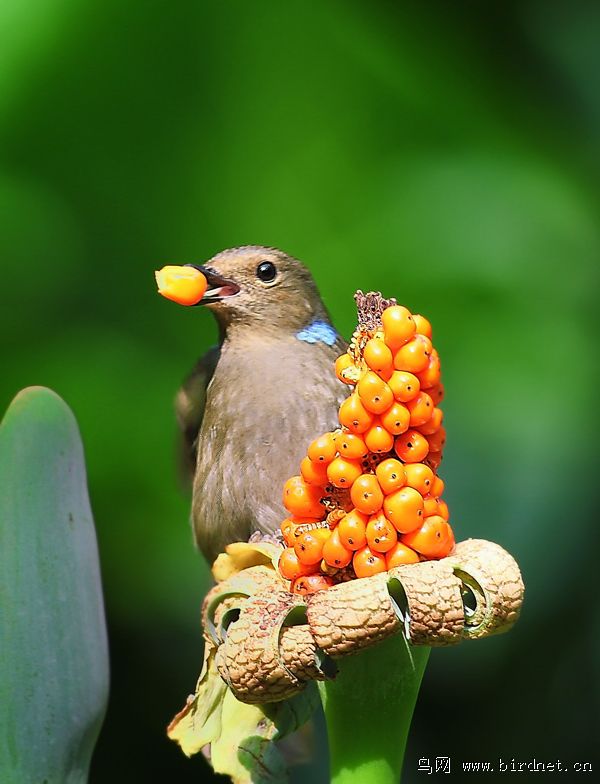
top-left (155, 265), bottom-right (207, 306)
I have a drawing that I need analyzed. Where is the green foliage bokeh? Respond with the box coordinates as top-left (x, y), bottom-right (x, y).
top-left (1, 0), bottom-right (598, 780)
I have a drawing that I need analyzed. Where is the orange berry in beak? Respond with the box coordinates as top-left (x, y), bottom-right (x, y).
top-left (155, 265), bottom-right (207, 306)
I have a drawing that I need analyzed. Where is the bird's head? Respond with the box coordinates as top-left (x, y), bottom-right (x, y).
top-left (184, 246), bottom-right (331, 334)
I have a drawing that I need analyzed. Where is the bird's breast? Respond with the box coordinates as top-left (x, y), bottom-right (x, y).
top-left (192, 336), bottom-right (347, 561)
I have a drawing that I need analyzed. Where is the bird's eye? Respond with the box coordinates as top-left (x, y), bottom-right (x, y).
top-left (256, 261), bottom-right (277, 283)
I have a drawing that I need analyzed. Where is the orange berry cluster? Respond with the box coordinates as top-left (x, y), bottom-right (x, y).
top-left (278, 302), bottom-right (455, 595)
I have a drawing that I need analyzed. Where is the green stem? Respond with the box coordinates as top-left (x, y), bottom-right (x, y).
top-left (318, 637), bottom-right (429, 784)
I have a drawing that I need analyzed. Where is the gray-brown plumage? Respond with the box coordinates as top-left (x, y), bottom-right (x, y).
top-left (175, 246), bottom-right (348, 564)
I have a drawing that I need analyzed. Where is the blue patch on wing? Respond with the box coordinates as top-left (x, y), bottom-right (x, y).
top-left (296, 320), bottom-right (338, 346)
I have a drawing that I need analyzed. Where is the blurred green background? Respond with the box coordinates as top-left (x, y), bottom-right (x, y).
top-left (2, 0), bottom-right (598, 780)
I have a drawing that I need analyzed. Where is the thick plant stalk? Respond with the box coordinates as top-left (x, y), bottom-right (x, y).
top-left (0, 387), bottom-right (109, 783)
top-left (318, 636), bottom-right (429, 784)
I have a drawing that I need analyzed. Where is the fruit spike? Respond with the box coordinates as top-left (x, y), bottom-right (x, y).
top-left (278, 290), bottom-right (455, 592)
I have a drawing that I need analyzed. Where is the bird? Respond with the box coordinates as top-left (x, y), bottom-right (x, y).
top-left (174, 245), bottom-right (348, 564)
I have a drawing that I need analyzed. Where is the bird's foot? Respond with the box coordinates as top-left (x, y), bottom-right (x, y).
top-left (248, 530), bottom-right (285, 549)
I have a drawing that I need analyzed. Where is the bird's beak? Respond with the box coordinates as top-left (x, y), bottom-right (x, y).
top-left (154, 264), bottom-right (240, 306)
top-left (186, 265), bottom-right (241, 305)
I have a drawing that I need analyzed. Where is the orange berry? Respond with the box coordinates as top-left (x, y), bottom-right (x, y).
top-left (412, 314), bottom-right (432, 339)
top-left (339, 393), bottom-right (375, 434)
top-left (292, 574), bottom-right (334, 595)
top-left (401, 516), bottom-right (454, 558)
top-left (380, 401), bottom-right (410, 435)
top-left (405, 391), bottom-right (434, 427)
top-left (416, 349), bottom-right (441, 389)
top-left (335, 353), bottom-right (357, 385)
top-left (155, 265), bottom-right (208, 306)
top-left (350, 473), bottom-right (384, 515)
top-left (338, 509), bottom-right (368, 550)
top-left (394, 429), bottom-right (430, 463)
top-left (423, 496), bottom-right (440, 517)
top-left (307, 432), bottom-right (337, 464)
top-left (403, 462), bottom-right (434, 495)
top-left (418, 406), bottom-right (443, 435)
top-left (385, 541), bottom-right (420, 568)
top-left (393, 335), bottom-right (432, 373)
top-left (363, 338), bottom-right (394, 377)
top-left (382, 305), bottom-right (416, 350)
top-left (437, 499), bottom-right (449, 521)
top-left (281, 518), bottom-right (299, 546)
top-left (301, 456), bottom-right (329, 486)
top-left (357, 371), bottom-right (394, 414)
top-left (428, 383), bottom-right (445, 404)
top-left (364, 422), bottom-right (395, 454)
top-left (431, 476), bottom-right (445, 497)
top-left (335, 431), bottom-right (368, 459)
top-left (278, 547), bottom-right (314, 580)
top-left (352, 546), bottom-right (387, 578)
top-left (375, 458), bottom-right (406, 494)
top-left (326, 456), bottom-right (363, 488)
top-left (427, 426), bottom-right (446, 453)
top-left (426, 451), bottom-right (442, 471)
top-left (283, 476), bottom-right (324, 518)
top-left (322, 527), bottom-right (353, 568)
top-left (294, 527), bottom-right (330, 565)
top-left (366, 512), bottom-right (398, 553)
top-left (387, 370), bottom-right (420, 402)
top-left (383, 486), bottom-right (424, 533)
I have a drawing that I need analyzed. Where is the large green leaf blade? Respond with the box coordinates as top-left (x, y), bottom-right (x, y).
top-left (0, 386), bottom-right (109, 783)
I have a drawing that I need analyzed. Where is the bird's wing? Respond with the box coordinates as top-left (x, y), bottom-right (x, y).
top-left (175, 345), bottom-right (221, 485)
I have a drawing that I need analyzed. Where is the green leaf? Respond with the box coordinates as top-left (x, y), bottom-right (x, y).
top-left (0, 387), bottom-right (109, 783)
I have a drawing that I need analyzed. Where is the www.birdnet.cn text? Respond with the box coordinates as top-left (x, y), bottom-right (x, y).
top-left (416, 757), bottom-right (593, 775)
